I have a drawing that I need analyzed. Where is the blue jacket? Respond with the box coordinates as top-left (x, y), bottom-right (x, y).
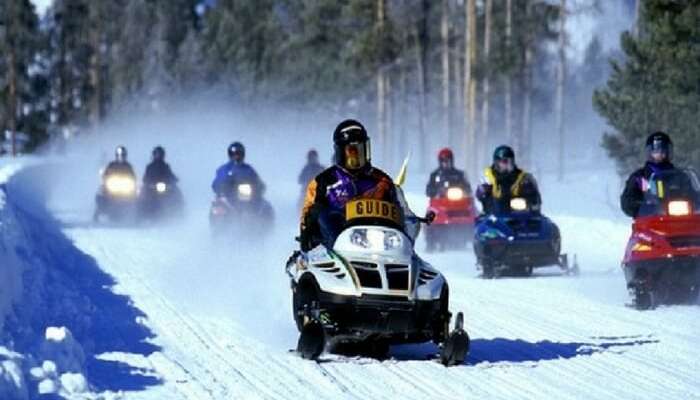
top-left (211, 161), bottom-right (265, 197)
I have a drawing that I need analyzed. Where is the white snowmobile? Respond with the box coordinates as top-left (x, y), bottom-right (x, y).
top-left (286, 185), bottom-right (469, 366)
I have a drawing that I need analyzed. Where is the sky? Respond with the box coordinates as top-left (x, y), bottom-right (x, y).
top-left (30, 0), bottom-right (52, 16)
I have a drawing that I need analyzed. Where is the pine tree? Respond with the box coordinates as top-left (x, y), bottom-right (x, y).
top-left (1, 0), bottom-right (45, 153)
top-left (594, 1), bottom-right (700, 174)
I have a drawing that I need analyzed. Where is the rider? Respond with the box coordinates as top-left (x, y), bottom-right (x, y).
top-left (94, 146), bottom-right (137, 221)
top-left (298, 149), bottom-right (325, 188)
top-left (211, 142), bottom-right (266, 201)
top-left (299, 119), bottom-right (398, 251)
top-left (143, 146), bottom-right (178, 187)
top-left (426, 148), bottom-right (472, 198)
top-left (102, 145), bottom-right (136, 178)
top-left (476, 145), bottom-right (541, 215)
top-left (620, 131), bottom-right (676, 218)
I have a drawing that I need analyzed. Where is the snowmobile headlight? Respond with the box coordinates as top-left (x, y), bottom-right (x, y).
top-left (350, 229), bottom-right (370, 248)
top-left (510, 197), bottom-right (527, 211)
top-left (446, 187), bottom-right (464, 201)
top-left (105, 175), bottom-right (136, 196)
top-left (349, 228), bottom-right (402, 251)
top-left (668, 200), bottom-right (690, 216)
top-left (156, 182), bottom-right (167, 193)
top-left (237, 184), bottom-right (253, 201)
top-left (384, 231), bottom-right (402, 250)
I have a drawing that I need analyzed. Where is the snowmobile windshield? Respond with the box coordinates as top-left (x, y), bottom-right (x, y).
top-left (344, 198), bottom-right (406, 232)
top-left (639, 169), bottom-right (700, 217)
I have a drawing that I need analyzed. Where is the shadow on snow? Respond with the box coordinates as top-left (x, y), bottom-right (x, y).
top-left (4, 166), bottom-right (162, 393)
top-left (390, 335), bottom-right (658, 366)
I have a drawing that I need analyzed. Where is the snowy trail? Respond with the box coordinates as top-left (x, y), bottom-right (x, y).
top-left (14, 164), bottom-right (700, 399)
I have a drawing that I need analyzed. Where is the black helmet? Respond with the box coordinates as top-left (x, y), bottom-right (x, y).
top-left (493, 145), bottom-right (515, 173)
top-left (333, 119), bottom-right (370, 171)
top-left (228, 142), bottom-right (245, 163)
top-left (493, 145), bottom-right (515, 163)
top-left (307, 149), bottom-right (319, 163)
top-left (115, 145), bottom-right (128, 162)
top-left (645, 131), bottom-right (672, 163)
top-left (152, 146), bottom-right (165, 161)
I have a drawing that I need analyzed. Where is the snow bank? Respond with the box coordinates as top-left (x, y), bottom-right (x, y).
top-left (0, 347), bottom-right (28, 400)
top-left (0, 161), bottom-right (29, 399)
top-left (0, 161), bottom-right (153, 398)
top-left (0, 162), bottom-right (26, 335)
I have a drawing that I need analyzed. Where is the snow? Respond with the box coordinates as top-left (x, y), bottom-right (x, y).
top-left (0, 348), bottom-right (28, 400)
top-left (1, 153), bottom-right (698, 399)
top-left (45, 327), bottom-right (68, 342)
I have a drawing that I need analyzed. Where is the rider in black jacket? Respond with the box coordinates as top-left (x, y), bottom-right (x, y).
top-left (426, 148), bottom-right (472, 198)
top-left (620, 132), bottom-right (676, 218)
top-left (143, 146), bottom-right (178, 186)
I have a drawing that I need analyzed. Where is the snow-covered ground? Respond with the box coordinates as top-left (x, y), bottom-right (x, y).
top-left (2, 156), bottom-right (699, 399)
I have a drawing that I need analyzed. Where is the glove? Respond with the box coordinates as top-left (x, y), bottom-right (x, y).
top-left (640, 178), bottom-right (650, 192)
top-left (477, 184), bottom-right (492, 200)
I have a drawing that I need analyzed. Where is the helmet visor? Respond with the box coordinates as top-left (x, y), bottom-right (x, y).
top-left (439, 156), bottom-right (453, 169)
top-left (343, 142), bottom-right (367, 170)
top-left (116, 148), bottom-right (127, 162)
top-left (496, 158), bottom-right (514, 173)
top-left (230, 148), bottom-right (244, 163)
top-left (647, 140), bottom-right (672, 163)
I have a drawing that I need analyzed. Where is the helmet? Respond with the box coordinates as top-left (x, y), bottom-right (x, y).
top-left (115, 146), bottom-right (128, 162)
top-left (228, 142), bottom-right (245, 164)
top-left (152, 146), bottom-right (165, 161)
top-left (307, 149), bottom-right (319, 163)
top-left (493, 145), bottom-right (515, 173)
top-left (333, 119), bottom-right (370, 171)
top-left (645, 131), bottom-right (672, 163)
top-left (438, 148), bottom-right (454, 169)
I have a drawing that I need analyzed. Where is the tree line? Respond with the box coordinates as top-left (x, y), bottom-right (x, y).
top-left (5, 0), bottom-right (680, 180)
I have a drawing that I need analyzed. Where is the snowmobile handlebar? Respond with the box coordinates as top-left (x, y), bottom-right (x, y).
top-left (414, 211), bottom-right (436, 225)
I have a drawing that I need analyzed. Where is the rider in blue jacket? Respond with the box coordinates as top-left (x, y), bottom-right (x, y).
top-left (211, 142), bottom-right (266, 201)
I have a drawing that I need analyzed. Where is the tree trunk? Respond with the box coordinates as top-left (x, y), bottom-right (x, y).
top-left (414, 27), bottom-right (428, 171)
top-left (464, 0), bottom-right (478, 176)
top-left (8, 48), bottom-right (17, 157)
top-left (377, 71), bottom-right (387, 163)
top-left (452, 33), bottom-right (463, 150)
top-left (504, 0), bottom-right (513, 144)
top-left (521, 2), bottom-right (534, 169)
top-left (89, 2), bottom-right (103, 130)
top-left (6, 0), bottom-right (18, 156)
top-left (480, 0), bottom-right (493, 171)
top-left (634, 0), bottom-right (641, 36)
top-left (416, 1), bottom-right (430, 171)
top-left (556, 0), bottom-right (567, 181)
top-left (441, 0), bottom-right (451, 147)
top-left (385, 75), bottom-right (393, 168)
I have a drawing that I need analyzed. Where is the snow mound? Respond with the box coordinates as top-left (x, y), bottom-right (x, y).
top-left (0, 347), bottom-right (28, 400)
top-left (1, 162), bottom-right (159, 398)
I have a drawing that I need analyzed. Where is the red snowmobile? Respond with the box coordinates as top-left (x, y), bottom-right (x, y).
top-left (425, 183), bottom-right (477, 251)
top-left (623, 169), bottom-right (700, 309)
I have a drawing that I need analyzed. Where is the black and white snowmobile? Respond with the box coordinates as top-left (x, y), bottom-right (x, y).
top-left (94, 172), bottom-right (138, 223)
top-left (286, 191), bottom-right (469, 366)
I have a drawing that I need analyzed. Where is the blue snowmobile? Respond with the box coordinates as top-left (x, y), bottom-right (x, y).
top-left (473, 197), bottom-right (576, 278)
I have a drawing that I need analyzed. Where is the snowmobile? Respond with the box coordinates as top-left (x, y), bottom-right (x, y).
top-left (623, 169), bottom-right (700, 310)
top-left (473, 197), bottom-right (574, 278)
top-left (425, 182), bottom-right (477, 251)
top-left (285, 195), bottom-right (469, 366)
top-left (138, 181), bottom-right (184, 221)
top-left (93, 172), bottom-right (138, 222)
top-left (209, 181), bottom-right (274, 236)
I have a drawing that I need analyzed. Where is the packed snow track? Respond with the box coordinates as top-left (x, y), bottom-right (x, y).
top-left (6, 162), bottom-right (700, 399)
